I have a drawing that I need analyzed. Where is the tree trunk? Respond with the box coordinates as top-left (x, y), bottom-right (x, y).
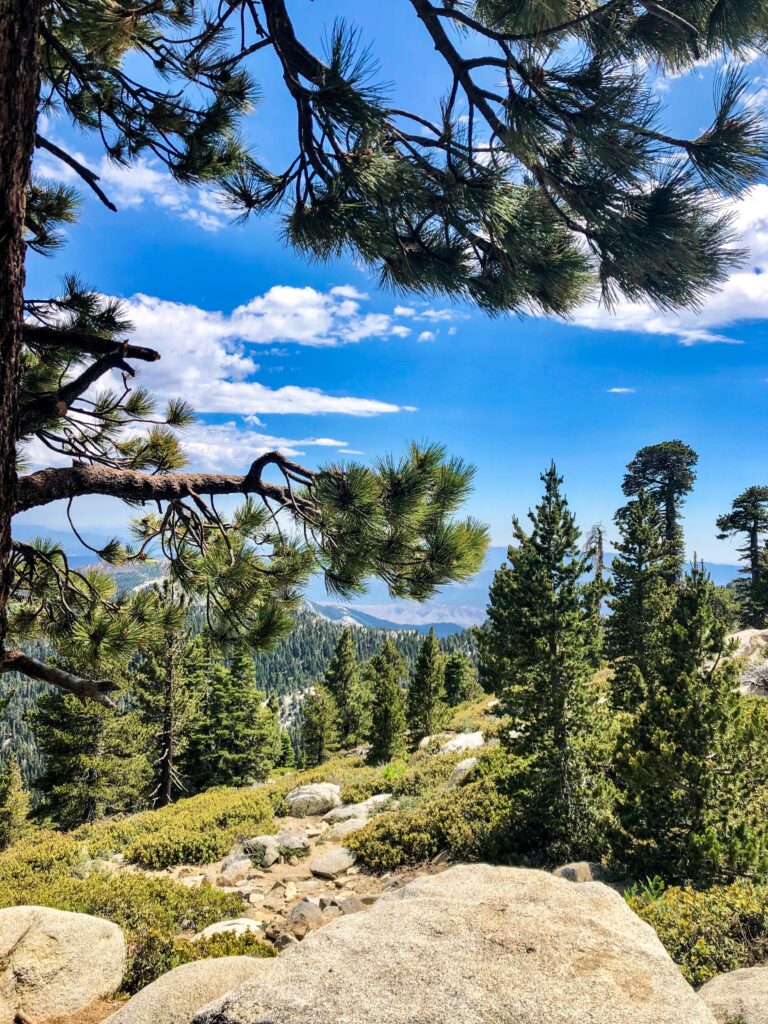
top-left (0, 0), bottom-right (42, 655)
top-left (156, 643), bottom-right (176, 808)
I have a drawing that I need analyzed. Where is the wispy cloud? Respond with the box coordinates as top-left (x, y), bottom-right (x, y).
top-left (607, 387), bottom-right (636, 394)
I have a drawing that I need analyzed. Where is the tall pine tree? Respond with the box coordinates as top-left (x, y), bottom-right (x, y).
top-left (407, 629), bottom-right (447, 743)
top-left (716, 486), bottom-right (768, 627)
top-left (367, 639), bottom-right (408, 764)
top-left (614, 563), bottom-right (768, 885)
top-left (324, 628), bottom-right (368, 745)
top-left (301, 684), bottom-right (340, 767)
top-left (0, 755), bottom-right (30, 849)
top-left (443, 652), bottom-right (482, 707)
top-left (477, 464), bottom-right (606, 864)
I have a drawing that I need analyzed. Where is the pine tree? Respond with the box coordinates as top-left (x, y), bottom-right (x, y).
top-left (716, 486), bottom-right (768, 627)
top-left (368, 639), bottom-right (408, 764)
top-left (476, 464), bottom-right (606, 864)
top-left (407, 629), bottom-right (448, 743)
top-left (443, 652), bottom-right (482, 707)
top-left (182, 642), bottom-right (275, 792)
top-left (324, 628), bottom-right (367, 745)
top-left (606, 493), bottom-right (676, 710)
top-left (622, 442), bottom-right (698, 581)
top-left (30, 693), bottom-right (150, 828)
top-left (301, 685), bottom-right (340, 767)
top-left (277, 730), bottom-right (297, 769)
top-left (614, 563), bottom-right (767, 885)
top-left (583, 523), bottom-right (608, 667)
top-left (0, 755), bottom-right (30, 849)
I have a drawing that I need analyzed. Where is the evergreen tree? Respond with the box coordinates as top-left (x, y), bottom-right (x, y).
top-left (716, 486), bottom-right (768, 627)
top-left (476, 464), bottom-right (606, 864)
top-left (407, 629), bottom-right (447, 743)
top-left (30, 693), bottom-right (150, 828)
top-left (182, 641), bottom-right (274, 792)
top-left (0, 755), bottom-right (30, 849)
top-left (614, 563), bottom-right (767, 885)
top-left (368, 640), bottom-right (408, 764)
top-left (301, 685), bottom-right (340, 767)
top-left (324, 628), bottom-right (367, 745)
top-left (606, 493), bottom-right (676, 710)
top-left (622, 441), bottom-right (698, 581)
top-left (583, 523), bottom-right (609, 666)
top-left (277, 730), bottom-right (297, 769)
top-left (130, 583), bottom-right (199, 807)
top-left (443, 652), bottom-right (482, 707)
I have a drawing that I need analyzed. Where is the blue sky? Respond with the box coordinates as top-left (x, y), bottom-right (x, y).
top-left (19, 7), bottom-right (768, 607)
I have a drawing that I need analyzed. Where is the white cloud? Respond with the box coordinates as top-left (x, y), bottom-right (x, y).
top-left (418, 330), bottom-right (436, 343)
top-left (177, 421), bottom-right (357, 471)
top-left (394, 305), bottom-right (416, 316)
top-left (607, 387), bottom-right (636, 394)
top-left (114, 288), bottom-right (410, 417)
top-left (564, 185), bottom-right (768, 345)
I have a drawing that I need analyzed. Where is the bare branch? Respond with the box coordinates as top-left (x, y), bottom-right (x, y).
top-left (0, 650), bottom-right (119, 707)
top-left (35, 134), bottom-right (118, 212)
top-left (23, 324), bottom-right (161, 363)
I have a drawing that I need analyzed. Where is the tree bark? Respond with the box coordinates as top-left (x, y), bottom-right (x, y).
top-left (0, 0), bottom-right (43, 656)
top-left (157, 641), bottom-right (176, 808)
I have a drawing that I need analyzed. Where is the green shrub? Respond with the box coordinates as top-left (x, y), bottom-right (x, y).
top-left (628, 879), bottom-right (768, 987)
top-left (176, 930), bottom-right (275, 962)
top-left (390, 752), bottom-right (463, 797)
top-left (81, 787), bottom-right (273, 868)
top-left (348, 780), bottom-right (512, 871)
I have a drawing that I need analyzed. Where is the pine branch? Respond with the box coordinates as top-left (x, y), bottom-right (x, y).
top-left (35, 134), bottom-right (118, 212)
top-left (18, 351), bottom-right (135, 437)
top-left (0, 650), bottom-right (119, 707)
top-left (14, 453), bottom-right (316, 514)
top-left (23, 324), bottom-right (160, 363)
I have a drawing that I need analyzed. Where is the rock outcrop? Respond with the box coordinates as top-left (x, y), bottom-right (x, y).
top-left (103, 958), bottom-right (267, 1024)
top-left (192, 864), bottom-right (715, 1024)
top-left (284, 783), bottom-right (342, 817)
top-left (552, 861), bottom-right (611, 883)
top-left (698, 966), bottom-right (768, 1023)
top-left (0, 905), bottom-right (126, 1024)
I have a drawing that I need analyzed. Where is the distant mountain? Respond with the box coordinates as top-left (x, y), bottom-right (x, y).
top-left (306, 601), bottom-right (467, 637)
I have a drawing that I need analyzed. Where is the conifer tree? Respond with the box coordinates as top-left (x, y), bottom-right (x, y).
top-left (277, 730), bottom-right (297, 769)
top-left (606, 493), bottom-right (676, 710)
top-left (477, 464), bottom-right (606, 864)
top-left (324, 628), bottom-right (367, 745)
top-left (614, 563), bottom-right (767, 885)
top-left (407, 629), bottom-right (448, 743)
top-left (301, 685), bottom-right (340, 767)
top-left (0, 755), bottom-right (30, 850)
top-left (30, 693), bottom-right (150, 828)
top-left (716, 486), bottom-right (768, 627)
top-left (622, 442), bottom-right (698, 582)
top-left (368, 639), bottom-right (408, 764)
top-left (443, 652), bottom-right (482, 707)
top-left (583, 523), bottom-right (609, 666)
top-left (182, 641), bottom-right (274, 791)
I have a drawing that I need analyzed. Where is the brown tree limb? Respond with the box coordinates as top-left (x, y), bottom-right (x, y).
top-left (18, 350), bottom-right (134, 437)
top-left (0, 650), bottom-right (119, 707)
top-left (14, 453), bottom-right (316, 514)
top-left (35, 133), bottom-right (118, 212)
top-left (23, 324), bottom-right (161, 363)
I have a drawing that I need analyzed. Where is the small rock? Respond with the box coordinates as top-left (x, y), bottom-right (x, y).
top-left (324, 794), bottom-right (392, 823)
top-left (285, 783), bottom-right (342, 817)
top-left (310, 847), bottom-right (357, 880)
top-left (217, 858), bottom-right (252, 887)
top-left (193, 918), bottom-right (263, 941)
top-left (449, 756), bottom-right (478, 784)
top-left (699, 966), bottom-right (768, 1023)
top-left (283, 881), bottom-right (298, 902)
top-left (552, 861), bottom-right (609, 884)
top-left (439, 730), bottom-right (485, 754)
top-left (179, 874), bottom-right (206, 889)
top-left (339, 895), bottom-right (366, 915)
top-left (274, 829), bottom-right (311, 855)
top-left (418, 732), bottom-right (451, 750)
top-left (243, 836), bottom-right (280, 868)
top-left (274, 933), bottom-right (299, 952)
top-left (326, 817), bottom-right (368, 841)
top-left (431, 850), bottom-right (452, 867)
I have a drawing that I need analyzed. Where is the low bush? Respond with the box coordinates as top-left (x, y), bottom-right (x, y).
top-left (347, 779), bottom-right (513, 871)
top-left (627, 878), bottom-right (768, 987)
top-left (81, 787), bottom-right (274, 868)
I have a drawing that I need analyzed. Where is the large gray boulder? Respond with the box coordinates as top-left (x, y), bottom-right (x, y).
top-left (285, 783), bottom-right (341, 817)
top-left (439, 730), bottom-right (485, 754)
top-left (103, 958), bottom-right (267, 1024)
top-left (324, 794), bottom-right (391, 823)
top-left (698, 966), bottom-right (768, 1023)
top-left (192, 864), bottom-right (715, 1024)
top-left (0, 905), bottom-right (126, 1024)
top-left (309, 846), bottom-right (356, 879)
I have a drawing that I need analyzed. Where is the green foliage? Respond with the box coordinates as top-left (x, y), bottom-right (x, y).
top-left (406, 629), bottom-right (448, 743)
top-left (443, 652), bottom-right (482, 707)
top-left (80, 786), bottom-right (273, 869)
top-left (606, 491), bottom-right (675, 710)
top-left (0, 756), bottom-right (30, 850)
top-left (716, 486), bottom-right (768, 628)
top-left (477, 464), bottom-right (610, 865)
top-left (0, 832), bottom-right (246, 993)
top-left (324, 629), bottom-right (368, 744)
top-left (301, 684), bottom-right (341, 767)
top-left (613, 564), bottom-right (768, 886)
top-left (367, 639), bottom-right (407, 764)
top-left (622, 441), bottom-right (698, 580)
top-left (628, 879), bottom-right (768, 987)
top-left (347, 780), bottom-right (512, 872)
top-left (30, 690), bottom-right (151, 829)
